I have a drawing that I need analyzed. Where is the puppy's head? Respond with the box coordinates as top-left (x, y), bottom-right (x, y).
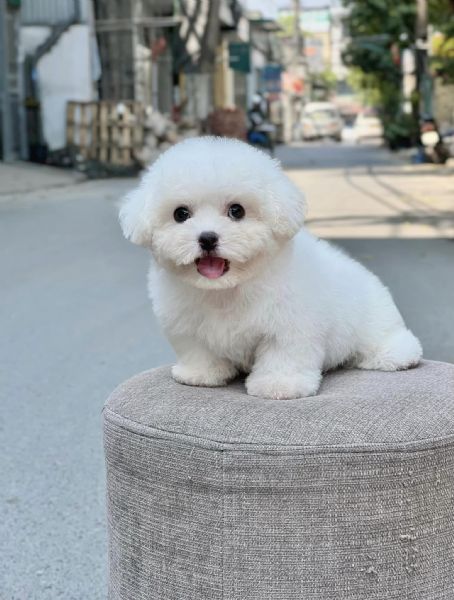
top-left (120, 137), bottom-right (305, 290)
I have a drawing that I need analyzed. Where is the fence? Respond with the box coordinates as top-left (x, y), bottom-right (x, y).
top-left (66, 100), bottom-right (145, 167)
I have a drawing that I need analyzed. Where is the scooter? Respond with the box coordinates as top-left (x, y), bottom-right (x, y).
top-left (420, 120), bottom-right (450, 164)
top-left (247, 94), bottom-right (276, 155)
top-left (247, 122), bottom-right (276, 154)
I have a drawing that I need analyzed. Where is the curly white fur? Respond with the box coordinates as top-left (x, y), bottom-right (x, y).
top-left (120, 137), bottom-right (422, 399)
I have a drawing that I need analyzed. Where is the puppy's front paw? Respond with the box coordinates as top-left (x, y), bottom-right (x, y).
top-left (246, 371), bottom-right (321, 400)
top-left (172, 362), bottom-right (236, 388)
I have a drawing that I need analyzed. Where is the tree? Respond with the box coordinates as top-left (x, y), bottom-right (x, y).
top-left (429, 0), bottom-right (454, 82)
top-left (342, 0), bottom-right (418, 147)
top-left (343, 0), bottom-right (454, 147)
top-left (310, 69), bottom-right (337, 100)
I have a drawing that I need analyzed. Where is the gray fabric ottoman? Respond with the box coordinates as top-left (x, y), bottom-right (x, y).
top-left (104, 360), bottom-right (454, 600)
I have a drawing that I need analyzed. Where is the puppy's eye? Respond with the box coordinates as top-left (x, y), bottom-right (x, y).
top-left (174, 206), bottom-right (191, 223)
top-left (228, 203), bottom-right (245, 220)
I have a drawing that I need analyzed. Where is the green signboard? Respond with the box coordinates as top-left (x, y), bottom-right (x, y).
top-left (229, 42), bottom-right (250, 73)
top-left (7, 0), bottom-right (21, 8)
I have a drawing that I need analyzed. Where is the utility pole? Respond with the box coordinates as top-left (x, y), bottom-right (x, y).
top-left (200, 0), bottom-right (220, 74)
top-left (415, 0), bottom-right (431, 119)
top-left (0, 2), bottom-right (25, 161)
top-left (0, 4), bottom-right (14, 162)
top-left (293, 0), bottom-right (302, 65)
top-left (415, 0), bottom-right (427, 45)
top-left (283, 0), bottom-right (306, 143)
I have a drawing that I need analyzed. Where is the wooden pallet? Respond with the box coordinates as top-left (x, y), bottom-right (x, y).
top-left (66, 100), bottom-right (145, 166)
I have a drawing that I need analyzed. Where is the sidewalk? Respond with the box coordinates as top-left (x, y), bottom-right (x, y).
top-left (278, 143), bottom-right (454, 239)
top-left (0, 161), bottom-right (84, 197)
top-left (394, 146), bottom-right (454, 170)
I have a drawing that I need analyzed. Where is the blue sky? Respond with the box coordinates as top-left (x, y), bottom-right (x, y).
top-left (243, 0), bottom-right (341, 20)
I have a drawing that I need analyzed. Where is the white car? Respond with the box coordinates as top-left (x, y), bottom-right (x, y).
top-left (301, 102), bottom-right (344, 141)
top-left (353, 109), bottom-right (384, 143)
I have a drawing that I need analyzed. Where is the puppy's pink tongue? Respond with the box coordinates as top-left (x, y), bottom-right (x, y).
top-left (197, 257), bottom-right (226, 279)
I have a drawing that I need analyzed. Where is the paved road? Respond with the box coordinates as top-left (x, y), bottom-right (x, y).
top-left (1, 143), bottom-right (453, 599)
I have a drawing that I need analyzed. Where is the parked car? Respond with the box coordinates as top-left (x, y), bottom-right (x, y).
top-left (353, 109), bottom-right (384, 143)
top-left (301, 102), bottom-right (343, 141)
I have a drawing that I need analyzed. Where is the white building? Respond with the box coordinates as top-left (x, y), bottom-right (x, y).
top-left (20, 0), bottom-right (100, 152)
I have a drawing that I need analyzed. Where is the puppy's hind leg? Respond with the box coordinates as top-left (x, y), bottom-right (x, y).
top-left (356, 328), bottom-right (422, 372)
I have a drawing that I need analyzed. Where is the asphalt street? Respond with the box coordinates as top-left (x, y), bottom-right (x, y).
top-left (1, 142), bottom-right (453, 599)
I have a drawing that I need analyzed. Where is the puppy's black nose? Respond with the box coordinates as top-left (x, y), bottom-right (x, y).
top-left (198, 231), bottom-right (218, 252)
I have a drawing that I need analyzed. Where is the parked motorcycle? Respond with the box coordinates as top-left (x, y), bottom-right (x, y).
top-left (420, 119), bottom-right (450, 164)
top-left (247, 93), bottom-right (276, 154)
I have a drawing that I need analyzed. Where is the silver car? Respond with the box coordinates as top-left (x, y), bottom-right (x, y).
top-left (353, 109), bottom-right (384, 143)
top-left (301, 102), bottom-right (343, 141)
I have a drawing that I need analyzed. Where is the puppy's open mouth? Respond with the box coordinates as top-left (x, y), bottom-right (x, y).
top-left (196, 256), bottom-right (230, 279)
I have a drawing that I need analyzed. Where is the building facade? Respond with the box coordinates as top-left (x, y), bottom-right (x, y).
top-left (1, 0), bottom-right (282, 162)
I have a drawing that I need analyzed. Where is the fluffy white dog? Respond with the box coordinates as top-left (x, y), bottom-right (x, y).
top-left (120, 136), bottom-right (422, 399)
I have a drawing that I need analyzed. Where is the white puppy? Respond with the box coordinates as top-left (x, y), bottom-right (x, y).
top-left (120, 136), bottom-right (422, 399)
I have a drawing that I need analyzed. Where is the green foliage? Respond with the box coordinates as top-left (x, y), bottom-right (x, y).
top-left (342, 0), bottom-right (417, 147)
top-left (277, 14), bottom-right (296, 38)
top-left (348, 67), bottom-right (414, 147)
top-left (343, 0), bottom-right (454, 136)
top-left (429, 0), bottom-right (454, 83)
top-left (429, 0), bottom-right (454, 38)
top-left (311, 69), bottom-right (338, 99)
top-left (383, 113), bottom-right (420, 149)
top-left (342, 0), bottom-right (416, 77)
top-left (431, 33), bottom-right (454, 81)
top-left (347, 68), bottom-right (383, 107)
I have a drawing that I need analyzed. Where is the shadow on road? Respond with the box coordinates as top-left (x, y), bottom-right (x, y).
top-left (367, 166), bottom-right (451, 212)
top-left (307, 211), bottom-right (454, 229)
top-left (336, 167), bottom-right (454, 237)
top-left (277, 142), bottom-right (397, 170)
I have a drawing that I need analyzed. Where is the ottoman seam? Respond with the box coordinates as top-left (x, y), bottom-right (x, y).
top-left (103, 407), bottom-right (454, 454)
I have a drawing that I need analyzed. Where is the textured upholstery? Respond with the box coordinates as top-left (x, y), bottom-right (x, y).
top-left (104, 360), bottom-right (454, 600)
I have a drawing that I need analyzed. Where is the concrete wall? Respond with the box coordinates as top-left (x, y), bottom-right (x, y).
top-left (20, 26), bottom-right (51, 57)
top-left (185, 73), bottom-right (213, 119)
top-left (36, 24), bottom-right (97, 150)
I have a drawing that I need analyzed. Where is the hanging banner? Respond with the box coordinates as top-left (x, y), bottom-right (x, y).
top-left (261, 65), bottom-right (283, 94)
top-left (229, 42), bottom-right (251, 73)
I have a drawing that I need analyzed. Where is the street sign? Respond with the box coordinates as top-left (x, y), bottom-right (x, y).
top-left (229, 42), bottom-right (250, 73)
top-left (301, 9), bottom-right (330, 33)
top-left (261, 65), bottom-right (283, 94)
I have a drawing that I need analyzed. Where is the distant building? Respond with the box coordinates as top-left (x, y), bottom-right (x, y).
top-left (1, 0), bottom-right (283, 162)
top-left (20, 0), bottom-right (99, 156)
top-left (329, 4), bottom-right (349, 81)
top-left (278, 3), bottom-right (348, 80)
top-left (94, 0), bottom-right (178, 113)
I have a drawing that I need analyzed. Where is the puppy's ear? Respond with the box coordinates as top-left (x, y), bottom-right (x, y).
top-left (119, 186), bottom-right (152, 246)
top-left (271, 175), bottom-right (306, 239)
